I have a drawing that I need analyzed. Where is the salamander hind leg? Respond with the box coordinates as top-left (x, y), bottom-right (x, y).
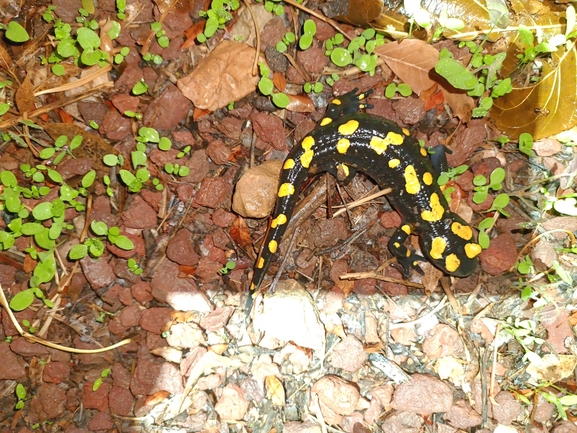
top-left (388, 224), bottom-right (425, 277)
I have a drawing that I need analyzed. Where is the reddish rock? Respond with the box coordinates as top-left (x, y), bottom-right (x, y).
top-left (150, 260), bottom-right (212, 311)
top-left (43, 361), bottom-right (71, 384)
top-left (139, 307), bottom-right (173, 334)
top-left (312, 375), bottom-right (360, 417)
top-left (101, 109), bottom-right (131, 141)
top-left (199, 307), bottom-right (234, 332)
top-left (182, 150), bottom-right (211, 183)
top-left (216, 117), bottom-right (243, 140)
top-left (381, 411), bottom-right (423, 433)
top-left (80, 256), bottom-right (116, 290)
top-left (394, 97), bottom-right (426, 125)
top-left (444, 400), bottom-right (482, 429)
top-left (10, 337), bottom-right (50, 356)
top-left (194, 177), bottom-right (230, 208)
top-left (82, 382), bottom-right (111, 412)
top-left (422, 324), bottom-right (464, 360)
top-left (252, 111), bottom-right (287, 151)
top-left (166, 229), bottom-right (200, 266)
top-left (391, 374), bottom-right (453, 414)
top-left (109, 385), bottom-right (134, 416)
top-left (492, 391), bottom-right (521, 425)
top-left (122, 195), bottom-right (158, 229)
top-left (143, 84), bottom-right (192, 131)
top-left (130, 357), bottom-right (183, 396)
top-left (214, 384), bottom-right (249, 421)
top-left (212, 208), bottom-right (236, 228)
top-left (330, 335), bottom-right (368, 372)
top-left (28, 383), bottom-right (67, 422)
top-left (132, 281), bottom-right (154, 304)
top-left (88, 411), bottom-right (114, 431)
top-left (206, 139), bottom-right (232, 165)
top-left (479, 233), bottom-right (517, 275)
top-left (110, 93), bottom-right (140, 113)
top-left (296, 46), bottom-right (329, 75)
top-left (119, 305), bottom-right (142, 327)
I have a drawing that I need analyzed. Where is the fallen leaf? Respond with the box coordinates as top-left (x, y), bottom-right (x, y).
top-left (286, 94), bottom-right (316, 113)
top-left (0, 40), bottom-right (14, 72)
top-left (178, 40), bottom-right (259, 112)
top-left (15, 73), bottom-right (35, 114)
top-left (375, 39), bottom-right (474, 121)
top-left (265, 375), bottom-right (285, 407)
top-left (230, 216), bottom-right (253, 251)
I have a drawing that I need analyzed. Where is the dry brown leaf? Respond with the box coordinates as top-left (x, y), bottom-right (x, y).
top-left (177, 40), bottom-right (259, 112)
top-left (0, 40), bottom-right (14, 73)
top-left (42, 122), bottom-right (118, 172)
top-left (265, 375), bottom-right (285, 407)
top-left (375, 39), bottom-right (474, 121)
top-left (230, 216), bottom-right (253, 252)
top-left (285, 93), bottom-right (316, 113)
top-left (15, 74), bottom-right (35, 114)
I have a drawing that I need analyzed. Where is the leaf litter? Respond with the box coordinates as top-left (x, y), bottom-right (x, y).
top-left (0, 0), bottom-right (577, 431)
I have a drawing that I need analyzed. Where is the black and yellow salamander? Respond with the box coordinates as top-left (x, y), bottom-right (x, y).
top-left (250, 89), bottom-right (482, 294)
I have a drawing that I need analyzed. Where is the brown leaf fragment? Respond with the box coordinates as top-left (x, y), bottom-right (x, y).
top-left (265, 375), bottom-right (285, 407)
top-left (375, 39), bottom-right (474, 121)
top-left (15, 74), bottom-right (35, 114)
top-left (0, 40), bottom-right (14, 72)
top-left (230, 216), bottom-right (253, 252)
top-left (42, 122), bottom-right (117, 172)
top-left (177, 40), bottom-right (259, 111)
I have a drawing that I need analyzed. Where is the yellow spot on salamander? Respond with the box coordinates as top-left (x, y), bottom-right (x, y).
top-left (465, 243), bottom-right (482, 259)
top-left (401, 225), bottom-right (411, 235)
top-left (268, 240), bottom-right (278, 254)
top-left (332, 98), bottom-right (342, 105)
top-left (302, 136), bottom-right (314, 150)
top-left (250, 283), bottom-right (255, 291)
top-left (338, 120), bottom-right (360, 136)
top-left (320, 117), bottom-right (332, 126)
top-left (406, 250), bottom-right (411, 257)
top-left (423, 172), bottom-right (433, 185)
top-left (271, 214), bottom-right (287, 228)
top-left (300, 149), bottom-right (314, 168)
top-left (451, 222), bottom-right (473, 240)
top-left (421, 193), bottom-right (445, 222)
top-left (420, 147), bottom-right (428, 157)
top-left (402, 128), bottom-right (410, 136)
top-left (278, 183), bottom-right (295, 197)
top-left (386, 131), bottom-right (404, 145)
top-left (404, 165), bottom-right (421, 194)
top-left (283, 159), bottom-right (295, 170)
top-left (393, 242), bottom-right (400, 248)
top-left (337, 138), bottom-right (351, 154)
top-left (430, 237), bottom-right (447, 260)
top-left (370, 132), bottom-right (404, 155)
top-left (257, 257), bottom-right (265, 269)
top-left (388, 159), bottom-right (400, 168)
top-left (339, 164), bottom-right (350, 177)
top-left (445, 253), bottom-right (460, 273)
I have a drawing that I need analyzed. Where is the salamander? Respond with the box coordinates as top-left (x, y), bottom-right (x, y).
top-left (250, 89), bottom-right (482, 294)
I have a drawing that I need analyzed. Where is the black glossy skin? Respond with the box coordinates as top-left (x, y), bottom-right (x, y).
top-left (251, 91), bottom-right (480, 293)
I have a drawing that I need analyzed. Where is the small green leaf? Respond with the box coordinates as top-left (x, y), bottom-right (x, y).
top-left (0, 171), bottom-right (17, 187)
top-left (69, 244), bottom-right (88, 260)
top-left (32, 202), bottom-right (53, 220)
top-left (103, 154), bottom-right (119, 166)
top-left (47, 169), bottom-right (63, 183)
top-left (82, 170), bottom-right (96, 188)
top-left (112, 235), bottom-right (134, 250)
top-left (91, 220), bottom-right (108, 236)
top-left (258, 77), bottom-right (274, 96)
top-left (330, 48), bottom-right (352, 67)
top-left (15, 384), bottom-right (27, 399)
top-left (435, 57), bottom-right (478, 91)
top-left (5, 22), bottom-right (30, 43)
top-left (272, 92), bottom-right (290, 108)
top-left (10, 289), bottom-right (35, 311)
top-left (93, 377), bottom-right (102, 391)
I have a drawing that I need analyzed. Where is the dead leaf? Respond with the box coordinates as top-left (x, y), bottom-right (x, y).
top-left (177, 40), bottom-right (260, 112)
top-left (15, 74), bottom-right (35, 114)
top-left (42, 122), bottom-right (118, 172)
top-left (0, 40), bottom-right (14, 73)
top-left (286, 94), bottom-right (316, 113)
top-left (265, 375), bottom-right (285, 407)
top-left (273, 72), bottom-right (286, 92)
top-left (230, 216), bottom-right (253, 252)
top-left (375, 39), bottom-right (474, 121)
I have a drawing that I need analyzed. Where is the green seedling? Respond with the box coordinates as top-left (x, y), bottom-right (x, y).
top-left (437, 164), bottom-right (469, 186)
top-left (116, 0), bottom-right (126, 19)
top-left (258, 63), bottom-right (290, 108)
top-left (124, 110), bottom-right (142, 120)
top-left (127, 258), bottom-right (143, 275)
top-left (218, 260), bottom-right (236, 275)
top-left (325, 73), bottom-right (340, 87)
top-left (502, 317), bottom-right (544, 364)
top-left (299, 19), bottom-right (316, 50)
top-left (516, 256), bottom-right (534, 275)
top-left (385, 83), bottom-right (412, 98)
top-left (143, 52), bottom-right (163, 64)
top-left (197, 0), bottom-right (240, 43)
top-left (132, 80), bottom-right (148, 95)
top-left (304, 82), bottom-right (323, 94)
top-left (15, 384), bottom-right (28, 410)
top-left (68, 220), bottom-right (134, 260)
top-left (114, 46), bottom-right (130, 64)
top-left (151, 22), bottom-right (169, 48)
top-left (435, 46), bottom-right (512, 118)
top-left (39, 133), bottom-right (84, 165)
top-left (22, 319), bottom-right (36, 334)
top-left (518, 132), bottom-right (535, 157)
top-left (472, 167), bottom-right (506, 204)
top-left (164, 163), bottom-right (190, 177)
top-left (93, 368), bottom-right (111, 391)
top-left (326, 28), bottom-right (384, 76)
top-left (276, 31), bottom-right (296, 53)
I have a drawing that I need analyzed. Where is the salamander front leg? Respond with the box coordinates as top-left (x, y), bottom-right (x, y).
top-left (388, 224), bottom-right (425, 277)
